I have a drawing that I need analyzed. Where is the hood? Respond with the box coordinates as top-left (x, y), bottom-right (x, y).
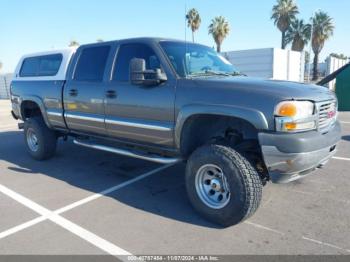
top-left (193, 76), bottom-right (336, 102)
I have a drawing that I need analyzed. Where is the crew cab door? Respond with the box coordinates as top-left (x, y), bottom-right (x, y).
top-left (63, 44), bottom-right (113, 135)
top-left (104, 42), bottom-right (176, 147)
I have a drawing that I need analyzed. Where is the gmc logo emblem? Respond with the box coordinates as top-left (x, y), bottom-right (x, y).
top-left (328, 111), bottom-right (336, 118)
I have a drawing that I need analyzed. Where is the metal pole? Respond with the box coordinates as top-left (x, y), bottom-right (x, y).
top-left (4, 76), bottom-right (10, 99)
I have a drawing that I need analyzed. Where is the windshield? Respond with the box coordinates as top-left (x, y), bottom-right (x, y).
top-left (159, 41), bottom-right (240, 78)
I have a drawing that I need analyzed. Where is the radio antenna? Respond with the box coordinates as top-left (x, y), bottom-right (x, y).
top-left (185, 3), bottom-right (187, 43)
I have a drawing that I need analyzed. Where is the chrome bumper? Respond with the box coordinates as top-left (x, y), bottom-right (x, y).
top-left (261, 144), bottom-right (337, 183)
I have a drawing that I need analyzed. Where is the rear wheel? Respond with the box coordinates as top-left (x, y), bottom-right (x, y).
top-left (24, 117), bottom-right (57, 160)
top-left (186, 144), bottom-right (262, 227)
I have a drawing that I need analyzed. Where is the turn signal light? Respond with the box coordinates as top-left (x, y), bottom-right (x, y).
top-left (277, 103), bottom-right (297, 117)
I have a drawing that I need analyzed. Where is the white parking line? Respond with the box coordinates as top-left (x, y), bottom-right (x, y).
top-left (332, 156), bottom-right (350, 161)
top-left (0, 184), bottom-right (130, 255)
top-left (55, 164), bottom-right (174, 214)
top-left (340, 121), bottom-right (350, 124)
top-left (302, 236), bottom-right (350, 253)
top-left (0, 216), bottom-right (47, 239)
top-left (244, 221), bottom-right (285, 235)
top-left (0, 164), bottom-right (174, 255)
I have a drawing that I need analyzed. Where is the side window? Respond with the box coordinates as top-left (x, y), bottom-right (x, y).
top-left (20, 57), bottom-right (39, 77)
top-left (20, 54), bottom-right (62, 77)
top-left (38, 54), bottom-right (63, 76)
top-left (113, 43), bottom-right (161, 81)
top-left (74, 46), bottom-right (111, 81)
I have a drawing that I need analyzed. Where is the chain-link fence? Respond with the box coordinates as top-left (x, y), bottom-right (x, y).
top-left (0, 74), bottom-right (13, 99)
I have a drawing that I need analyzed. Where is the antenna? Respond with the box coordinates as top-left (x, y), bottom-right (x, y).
top-left (185, 3), bottom-right (187, 43)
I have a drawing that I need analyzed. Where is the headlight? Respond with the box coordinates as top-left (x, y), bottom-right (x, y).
top-left (274, 101), bottom-right (316, 132)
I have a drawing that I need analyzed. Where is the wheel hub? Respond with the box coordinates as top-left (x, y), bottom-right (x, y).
top-left (210, 179), bottom-right (221, 191)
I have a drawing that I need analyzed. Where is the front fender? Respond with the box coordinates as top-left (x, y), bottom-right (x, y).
top-left (175, 104), bottom-right (269, 148)
top-left (20, 95), bottom-right (52, 128)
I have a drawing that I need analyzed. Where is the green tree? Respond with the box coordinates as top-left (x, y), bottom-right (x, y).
top-left (311, 11), bottom-right (334, 80)
top-left (69, 40), bottom-right (79, 47)
top-left (271, 0), bottom-right (299, 49)
top-left (96, 38), bottom-right (104, 43)
top-left (330, 53), bottom-right (348, 60)
top-left (186, 8), bottom-right (201, 43)
top-left (285, 19), bottom-right (311, 51)
top-left (208, 16), bottom-right (230, 53)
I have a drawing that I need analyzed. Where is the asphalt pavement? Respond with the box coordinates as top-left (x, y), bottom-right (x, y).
top-left (0, 99), bottom-right (349, 256)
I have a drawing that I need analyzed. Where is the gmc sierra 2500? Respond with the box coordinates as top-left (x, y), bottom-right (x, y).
top-left (10, 38), bottom-right (341, 226)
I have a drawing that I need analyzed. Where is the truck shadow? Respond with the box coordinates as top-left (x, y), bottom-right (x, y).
top-left (0, 131), bottom-right (219, 228)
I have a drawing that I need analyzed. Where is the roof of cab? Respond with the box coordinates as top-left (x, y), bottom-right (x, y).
top-left (78, 37), bottom-right (190, 47)
top-left (13, 48), bottom-right (77, 81)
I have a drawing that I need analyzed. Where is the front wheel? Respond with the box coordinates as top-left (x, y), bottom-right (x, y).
top-left (186, 144), bottom-right (262, 227)
top-left (24, 117), bottom-right (57, 160)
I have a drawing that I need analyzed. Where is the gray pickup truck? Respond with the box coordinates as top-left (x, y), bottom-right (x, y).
top-left (10, 38), bottom-right (341, 226)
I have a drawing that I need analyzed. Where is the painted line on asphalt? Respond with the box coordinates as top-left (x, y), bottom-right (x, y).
top-left (244, 221), bottom-right (350, 253)
top-left (244, 221), bottom-right (285, 235)
top-left (0, 164), bottom-right (174, 255)
top-left (0, 183), bottom-right (131, 255)
top-left (302, 236), bottom-right (350, 253)
top-left (55, 164), bottom-right (175, 214)
top-left (0, 216), bottom-right (47, 239)
top-left (340, 121), bottom-right (350, 124)
top-left (332, 156), bottom-right (350, 161)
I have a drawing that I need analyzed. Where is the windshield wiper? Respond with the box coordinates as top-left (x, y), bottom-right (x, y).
top-left (188, 70), bottom-right (230, 77)
top-left (230, 71), bottom-right (246, 77)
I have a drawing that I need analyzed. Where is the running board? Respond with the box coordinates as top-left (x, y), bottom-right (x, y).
top-left (73, 139), bottom-right (181, 164)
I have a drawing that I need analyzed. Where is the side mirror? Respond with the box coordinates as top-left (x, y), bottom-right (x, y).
top-left (130, 58), bottom-right (167, 86)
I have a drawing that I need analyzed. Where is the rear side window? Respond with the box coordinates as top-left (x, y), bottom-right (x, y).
top-left (74, 46), bottom-right (111, 81)
top-left (20, 54), bottom-right (63, 77)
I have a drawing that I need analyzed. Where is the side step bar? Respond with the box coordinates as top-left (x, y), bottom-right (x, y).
top-left (73, 139), bottom-right (181, 164)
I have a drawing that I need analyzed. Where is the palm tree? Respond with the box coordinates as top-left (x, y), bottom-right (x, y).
top-left (69, 40), bottom-right (79, 47)
top-left (208, 16), bottom-right (230, 53)
top-left (186, 8), bottom-right (201, 43)
top-left (285, 19), bottom-right (311, 51)
top-left (271, 0), bottom-right (299, 49)
top-left (311, 11), bottom-right (334, 80)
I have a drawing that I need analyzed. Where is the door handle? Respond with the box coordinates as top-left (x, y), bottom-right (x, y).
top-left (69, 89), bottom-right (78, 97)
top-left (106, 90), bottom-right (117, 99)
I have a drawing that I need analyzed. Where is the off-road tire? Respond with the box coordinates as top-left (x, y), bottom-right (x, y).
top-left (24, 116), bottom-right (57, 160)
top-left (186, 144), bottom-right (262, 227)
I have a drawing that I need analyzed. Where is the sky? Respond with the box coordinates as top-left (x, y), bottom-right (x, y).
top-left (0, 0), bottom-right (349, 73)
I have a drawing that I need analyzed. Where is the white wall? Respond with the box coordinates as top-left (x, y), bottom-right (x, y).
top-left (326, 56), bottom-right (349, 90)
top-left (224, 48), bottom-right (305, 82)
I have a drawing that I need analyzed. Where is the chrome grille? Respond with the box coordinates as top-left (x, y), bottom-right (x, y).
top-left (317, 100), bottom-right (337, 132)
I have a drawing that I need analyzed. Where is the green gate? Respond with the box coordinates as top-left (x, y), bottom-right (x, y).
top-left (335, 65), bottom-right (350, 111)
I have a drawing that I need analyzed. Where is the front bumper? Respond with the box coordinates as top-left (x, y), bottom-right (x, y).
top-left (259, 121), bottom-right (341, 183)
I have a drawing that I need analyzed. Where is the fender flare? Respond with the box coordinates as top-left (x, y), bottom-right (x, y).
top-left (20, 95), bottom-right (52, 128)
top-left (175, 104), bottom-right (269, 149)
